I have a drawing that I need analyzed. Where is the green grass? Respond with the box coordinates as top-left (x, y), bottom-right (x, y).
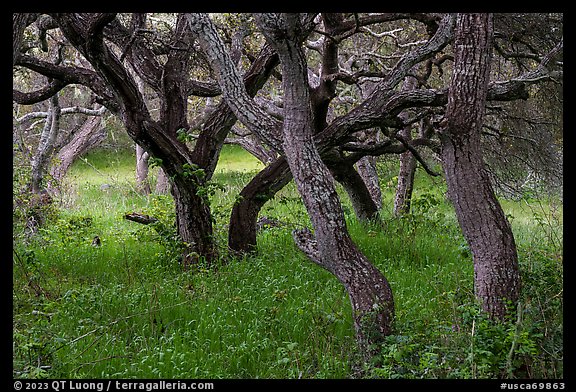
top-left (13, 146), bottom-right (563, 379)
top-left (214, 144), bottom-right (265, 174)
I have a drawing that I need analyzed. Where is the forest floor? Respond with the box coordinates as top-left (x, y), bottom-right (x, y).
top-left (13, 145), bottom-right (563, 379)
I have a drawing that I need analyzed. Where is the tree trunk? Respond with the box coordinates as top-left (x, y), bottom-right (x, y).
top-left (324, 150), bottom-right (379, 222)
top-left (257, 14), bottom-right (394, 348)
top-left (228, 157), bottom-right (292, 255)
top-left (160, 15), bottom-right (219, 267)
top-left (228, 147), bottom-right (381, 255)
top-left (135, 144), bottom-right (151, 195)
top-left (441, 13), bottom-right (520, 320)
top-left (311, 13), bottom-right (381, 223)
top-left (155, 168), bottom-right (170, 194)
top-left (13, 14), bottom-right (29, 65)
top-left (394, 123), bottom-right (417, 216)
top-left (55, 14), bottom-right (220, 267)
top-left (31, 94), bottom-right (60, 194)
top-left (393, 76), bottom-right (419, 216)
top-left (132, 73), bottom-right (152, 196)
top-left (356, 155), bottom-right (382, 210)
top-left (49, 113), bottom-right (106, 190)
top-left (355, 79), bottom-right (384, 211)
top-left (171, 175), bottom-right (217, 266)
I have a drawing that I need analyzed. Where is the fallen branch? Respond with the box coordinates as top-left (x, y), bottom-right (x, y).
top-left (124, 212), bottom-right (158, 225)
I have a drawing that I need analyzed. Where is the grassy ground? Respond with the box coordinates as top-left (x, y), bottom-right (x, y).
top-left (13, 145), bottom-right (563, 379)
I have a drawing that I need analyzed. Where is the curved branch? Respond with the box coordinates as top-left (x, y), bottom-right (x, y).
top-left (394, 134), bottom-right (440, 176)
top-left (13, 80), bottom-right (67, 105)
top-left (379, 13), bottom-right (456, 91)
top-left (328, 13), bottom-right (443, 38)
top-left (14, 53), bottom-right (117, 109)
top-left (323, 70), bottom-right (386, 85)
top-left (292, 228), bottom-right (326, 269)
top-left (55, 14), bottom-right (144, 116)
top-left (55, 13), bottom-right (193, 173)
top-left (186, 13), bottom-right (283, 153)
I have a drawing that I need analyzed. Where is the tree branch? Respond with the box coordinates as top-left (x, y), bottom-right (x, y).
top-left (124, 213), bottom-right (158, 225)
top-left (13, 80), bottom-right (67, 105)
top-left (329, 13), bottom-right (442, 38)
top-left (394, 134), bottom-right (440, 176)
top-left (186, 13), bottom-right (284, 153)
top-left (14, 53), bottom-right (117, 109)
top-left (15, 105), bottom-right (106, 123)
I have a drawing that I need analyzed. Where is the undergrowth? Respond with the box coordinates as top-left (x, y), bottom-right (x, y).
top-left (13, 146), bottom-right (563, 379)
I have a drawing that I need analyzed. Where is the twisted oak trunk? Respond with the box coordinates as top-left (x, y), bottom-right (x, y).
top-left (441, 13), bottom-right (520, 320)
top-left (256, 14), bottom-right (394, 347)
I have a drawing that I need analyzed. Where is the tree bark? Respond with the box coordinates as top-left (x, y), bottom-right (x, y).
top-left (159, 14), bottom-right (219, 266)
top-left (186, 14), bottom-right (283, 154)
top-left (49, 113), bottom-right (106, 189)
top-left (393, 127), bottom-right (417, 216)
top-left (171, 175), bottom-right (218, 266)
top-left (13, 14), bottom-right (36, 66)
top-left (256, 14), bottom-right (394, 348)
top-left (441, 13), bottom-right (520, 320)
top-left (31, 94), bottom-right (60, 194)
top-left (393, 77), bottom-right (419, 216)
top-left (135, 144), bottom-right (151, 195)
top-left (394, 132), bottom-right (416, 216)
top-left (132, 73), bottom-right (151, 195)
top-left (224, 129), bottom-right (277, 165)
top-left (155, 168), bottom-right (170, 194)
top-left (311, 13), bottom-right (380, 223)
top-left (356, 156), bottom-right (382, 210)
top-left (356, 156), bottom-right (382, 211)
top-left (228, 145), bottom-right (383, 255)
top-left (191, 44), bottom-right (279, 178)
top-left (355, 78), bottom-right (383, 211)
top-left (228, 157), bottom-right (292, 255)
top-left (324, 150), bottom-right (379, 222)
